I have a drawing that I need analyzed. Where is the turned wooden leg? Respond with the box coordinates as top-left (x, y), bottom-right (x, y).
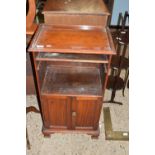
top-left (43, 133), bottom-right (51, 138)
top-left (26, 106), bottom-right (40, 149)
top-left (26, 128), bottom-right (31, 149)
top-left (91, 135), bottom-right (99, 139)
top-left (26, 106), bottom-right (40, 114)
top-left (122, 68), bottom-right (129, 96)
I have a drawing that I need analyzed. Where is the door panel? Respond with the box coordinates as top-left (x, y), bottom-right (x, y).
top-left (72, 97), bottom-right (102, 130)
top-left (41, 96), bottom-right (71, 129)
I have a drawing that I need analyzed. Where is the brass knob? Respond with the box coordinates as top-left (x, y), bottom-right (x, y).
top-left (72, 112), bottom-right (76, 117)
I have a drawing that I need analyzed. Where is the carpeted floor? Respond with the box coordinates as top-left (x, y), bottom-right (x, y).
top-left (26, 69), bottom-right (129, 155)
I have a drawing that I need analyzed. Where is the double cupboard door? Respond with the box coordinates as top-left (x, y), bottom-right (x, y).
top-left (41, 95), bottom-right (103, 131)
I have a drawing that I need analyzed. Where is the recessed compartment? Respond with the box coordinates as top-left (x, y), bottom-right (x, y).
top-left (36, 52), bottom-right (109, 64)
top-left (41, 65), bottom-right (103, 97)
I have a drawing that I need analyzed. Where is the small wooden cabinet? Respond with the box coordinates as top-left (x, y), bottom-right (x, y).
top-left (28, 0), bottom-right (116, 138)
top-left (42, 96), bottom-right (102, 134)
top-left (40, 65), bottom-right (103, 136)
top-left (28, 24), bottom-right (115, 138)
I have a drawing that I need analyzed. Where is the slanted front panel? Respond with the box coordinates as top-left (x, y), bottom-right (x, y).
top-left (28, 25), bottom-right (116, 55)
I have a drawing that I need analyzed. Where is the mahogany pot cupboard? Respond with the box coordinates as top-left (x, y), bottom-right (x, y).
top-left (28, 0), bottom-right (116, 138)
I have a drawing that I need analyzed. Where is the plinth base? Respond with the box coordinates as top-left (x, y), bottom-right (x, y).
top-left (42, 126), bottom-right (100, 139)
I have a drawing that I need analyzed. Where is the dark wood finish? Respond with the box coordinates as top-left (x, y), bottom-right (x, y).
top-left (26, 75), bottom-right (36, 94)
top-left (36, 53), bottom-right (109, 64)
top-left (28, 25), bottom-right (116, 55)
top-left (26, 128), bottom-right (30, 149)
top-left (43, 0), bottom-right (109, 14)
top-left (27, 24), bottom-right (38, 35)
top-left (26, 53), bottom-right (36, 94)
top-left (41, 65), bottom-right (103, 97)
top-left (44, 14), bottom-right (108, 27)
top-left (43, 61), bottom-right (101, 69)
top-left (73, 97), bottom-right (102, 130)
top-left (102, 55), bottom-right (112, 98)
top-left (26, 105), bottom-right (40, 149)
top-left (39, 65), bottom-right (103, 136)
top-left (103, 0), bottom-right (114, 25)
top-left (108, 43), bottom-right (128, 105)
top-left (43, 0), bottom-right (110, 27)
top-left (28, 0), bottom-right (115, 137)
top-left (28, 24), bottom-right (115, 137)
top-left (26, 0), bottom-right (39, 149)
top-left (41, 96), bottom-right (70, 129)
top-left (26, 0), bottom-right (39, 95)
top-left (42, 126), bottom-right (100, 137)
top-left (41, 95), bottom-right (102, 137)
top-left (105, 18), bottom-right (129, 104)
top-left (26, 106), bottom-right (40, 114)
top-left (26, 0), bottom-right (38, 35)
top-left (122, 68), bottom-right (129, 96)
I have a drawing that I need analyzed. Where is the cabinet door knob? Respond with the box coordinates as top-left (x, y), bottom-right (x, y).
top-left (72, 112), bottom-right (76, 117)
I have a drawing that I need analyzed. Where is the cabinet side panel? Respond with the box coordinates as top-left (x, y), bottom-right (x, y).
top-left (93, 98), bottom-right (103, 130)
top-left (38, 61), bottom-right (47, 89)
top-left (41, 96), bottom-right (50, 127)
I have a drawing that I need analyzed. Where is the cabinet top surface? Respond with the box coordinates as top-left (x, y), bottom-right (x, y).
top-left (41, 65), bottom-right (103, 97)
top-left (28, 24), bottom-right (116, 55)
top-left (43, 0), bottom-right (110, 15)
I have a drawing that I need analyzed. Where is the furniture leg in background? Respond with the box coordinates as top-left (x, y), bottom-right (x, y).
top-left (26, 106), bottom-right (40, 149)
top-left (105, 42), bottom-right (128, 105)
top-left (26, 0), bottom-right (40, 149)
top-left (105, 11), bottom-right (129, 105)
top-left (122, 67), bottom-right (129, 96)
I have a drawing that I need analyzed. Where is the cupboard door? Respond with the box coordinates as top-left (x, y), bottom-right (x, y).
top-left (72, 97), bottom-right (102, 130)
top-left (41, 95), bottom-right (71, 129)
